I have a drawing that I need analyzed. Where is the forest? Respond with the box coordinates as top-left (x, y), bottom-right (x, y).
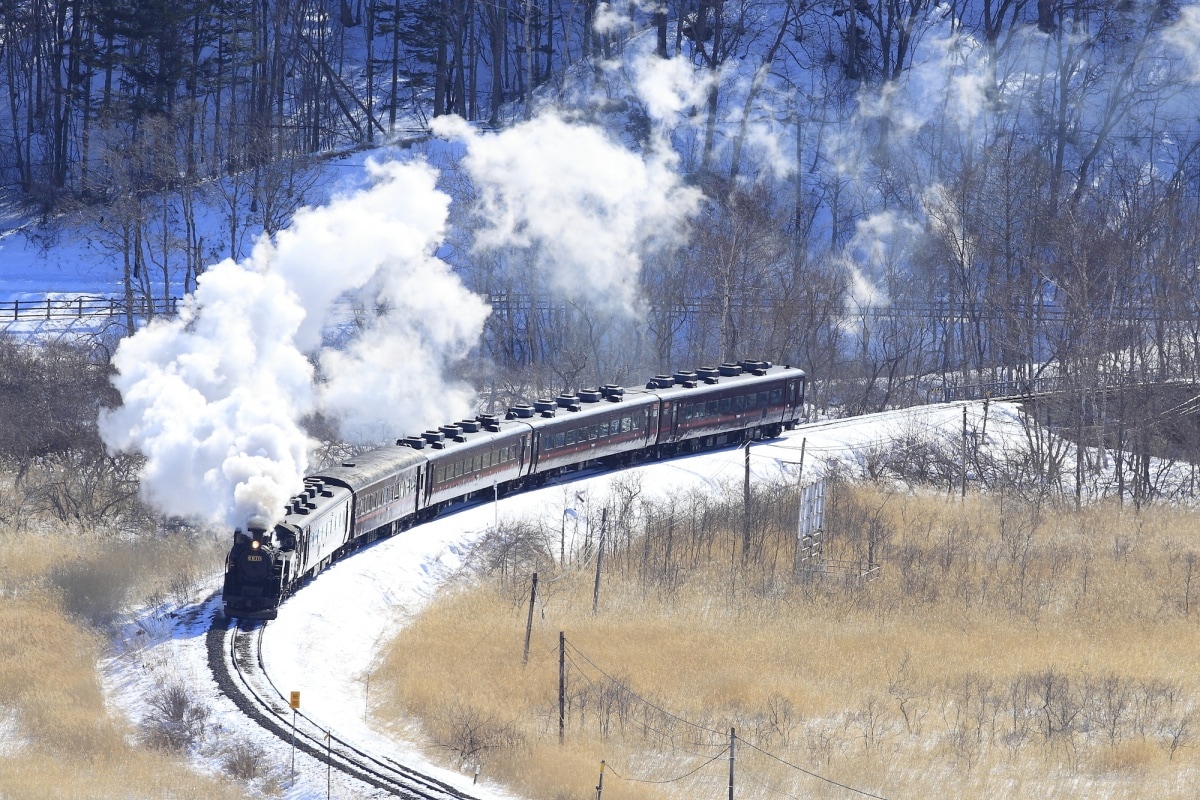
top-left (2, 1), bottom-right (1200, 479)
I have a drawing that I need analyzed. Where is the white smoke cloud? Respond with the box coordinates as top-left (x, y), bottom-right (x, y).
top-left (101, 158), bottom-right (488, 529)
top-left (432, 113), bottom-right (703, 316)
top-left (839, 210), bottom-right (924, 311)
top-left (632, 52), bottom-right (717, 125)
top-left (1165, 5), bottom-right (1200, 80)
top-left (99, 258), bottom-right (314, 530)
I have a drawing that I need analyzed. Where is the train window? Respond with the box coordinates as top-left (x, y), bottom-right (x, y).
top-left (771, 388), bottom-right (782, 404)
top-left (473, 455), bottom-right (482, 472)
top-left (590, 425), bottom-right (600, 441)
top-left (610, 419), bottom-right (620, 435)
top-left (720, 397), bottom-right (731, 413)
top-left (621, 416), bottom-right (632, 432)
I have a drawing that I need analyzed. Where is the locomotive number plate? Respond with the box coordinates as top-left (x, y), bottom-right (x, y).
top-left (246, 555), bottom-right (263, 561)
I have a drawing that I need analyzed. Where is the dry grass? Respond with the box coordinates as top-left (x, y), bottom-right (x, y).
top-left (0, 525), bottom-right (244, 799)
top-left (373, 482), bottom-right (1200, 800)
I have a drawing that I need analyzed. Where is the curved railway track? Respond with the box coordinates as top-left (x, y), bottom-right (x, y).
top-left (207, 615), bottom-right (480, 799)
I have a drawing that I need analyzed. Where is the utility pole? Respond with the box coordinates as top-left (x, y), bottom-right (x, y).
top-left (961, 405), bottom-right (968, 499)
top-left (728, 727), bottom-right (736, 800)
top-left (596, 760), bottom-right (605, 800)
top-left (523, 572), bottom-right (538, 665)
top-left (592, 509), bottom-right (607, 614)
top-left (742, 441), bottom-right (752, 563)
top-left (558, 632), bottom-right (566, 744)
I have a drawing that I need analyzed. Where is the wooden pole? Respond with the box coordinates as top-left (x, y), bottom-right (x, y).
top-left (961, 406), bottom-right (968, 499)
top-left (742, 441), bottom-right (752, 563)
top-left (523, 572), bottom-right (538, 665)
top-left (558, 632), bottom-right (566, 744)
top-left (728, 727), bottom-right (735, 800)
top-left (592, 509), bottom-right (607, 614)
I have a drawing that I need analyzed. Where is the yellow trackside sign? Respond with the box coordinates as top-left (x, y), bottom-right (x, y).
top-left (290, 691), bottom-right (300, 710)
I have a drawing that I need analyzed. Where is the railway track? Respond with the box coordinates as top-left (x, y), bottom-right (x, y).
top-left (206, 614), bottom-right (480, 799)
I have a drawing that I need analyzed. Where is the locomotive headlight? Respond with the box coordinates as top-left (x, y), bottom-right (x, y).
top-left (251, 540), bottom-right (260, 550)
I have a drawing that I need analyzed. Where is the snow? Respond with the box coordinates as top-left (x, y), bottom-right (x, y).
top-left (99, 398), bottom-right (1029, 798)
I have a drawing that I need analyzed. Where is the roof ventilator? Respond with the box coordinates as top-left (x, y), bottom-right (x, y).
top-left (478, 413), bottom-right (502, 432)
top-left (673, 370), bottom-right (698, 388)
top-left (578, 388), bottom-right (603, 403)
top-left (646, 374), bottom-right (675, 389)
top-left (422, 430), bottom-right (446, 449)
top-left (696, 366), bottom-right (720, 384)
top-left (439, 424), bottom-right (466, 442)
top-left (738, 359), bottom-right (771, 375)
top-left (507, 404), bottom-right (535, 419)
top-left (533, 399), bottom-right (557, 417)
top-left (458, 419), bottom-right (482, 433)
top-left (555, 393), bottom-right (581, 412)
top-left (398, 436), bottom-right (425, 449)
top-left (600, 384), bottom-right (625, 402)
top-left (718, 363), bottom-right (743, 377)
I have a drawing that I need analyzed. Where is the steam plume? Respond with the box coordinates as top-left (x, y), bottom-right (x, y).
top-left (101, 159), bottom-right (487, 529)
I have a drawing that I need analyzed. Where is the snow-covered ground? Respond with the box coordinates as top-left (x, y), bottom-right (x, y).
top-left (100, 399), bottom-right (1027, 798)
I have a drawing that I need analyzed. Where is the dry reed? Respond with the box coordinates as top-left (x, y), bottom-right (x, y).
top-left (0, 524), bottom-right (243, 799)
top-left (373, 482), bottom-right (1200, 800)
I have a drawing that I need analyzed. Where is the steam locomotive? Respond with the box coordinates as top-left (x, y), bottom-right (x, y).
top-left (222, 361), bottom-right (806, 619)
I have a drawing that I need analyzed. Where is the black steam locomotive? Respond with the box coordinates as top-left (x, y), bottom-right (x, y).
top-left (222, 361), bottom-right (805, 619)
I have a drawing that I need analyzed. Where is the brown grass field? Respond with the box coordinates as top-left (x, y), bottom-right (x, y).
top-left (0, 522), bottom-right (249, 800)
top-left (372, 481), bottom-right (1200, 799)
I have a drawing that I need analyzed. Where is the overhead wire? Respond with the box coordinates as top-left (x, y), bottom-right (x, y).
top-left (739, 737), bottom-right (891, 799)
top-left (564, 637), bottom-right (892, 800)
top-left (561, 651), bottom-right (726, 757)
top-left (604, 746), bottom-right (730, 784)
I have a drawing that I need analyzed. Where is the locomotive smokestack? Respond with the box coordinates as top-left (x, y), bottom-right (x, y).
top-left (246, 516), bottom-right (269, 535)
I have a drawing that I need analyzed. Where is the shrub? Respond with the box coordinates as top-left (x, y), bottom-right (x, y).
top-left (140, 684), bottom-right (209, 753)
top-left (221, 739), bottom-right (272, 781)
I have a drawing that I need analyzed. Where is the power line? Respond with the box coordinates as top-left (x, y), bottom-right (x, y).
top-left (605, 747), bottom-right (730, 784)
top-left (562, 651), bottom-right (726, 757)
top-left (565, 638), bottom-right (892, 800)
top-left (565, 640), bottom-right (728, 738)
top-left (739, 737), bottom-right (891, 800)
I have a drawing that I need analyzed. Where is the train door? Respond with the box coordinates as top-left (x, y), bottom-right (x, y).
top-left (411, 467), bottom-right (422, 518)
top-left (419, 464), bottom-right (431, 511)
top-left (530, 431), bottom-right (541, 470)
top-left (518, 435), bottom-right (529, 475)
top-left (786, 378), bottom-right (804, 422)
